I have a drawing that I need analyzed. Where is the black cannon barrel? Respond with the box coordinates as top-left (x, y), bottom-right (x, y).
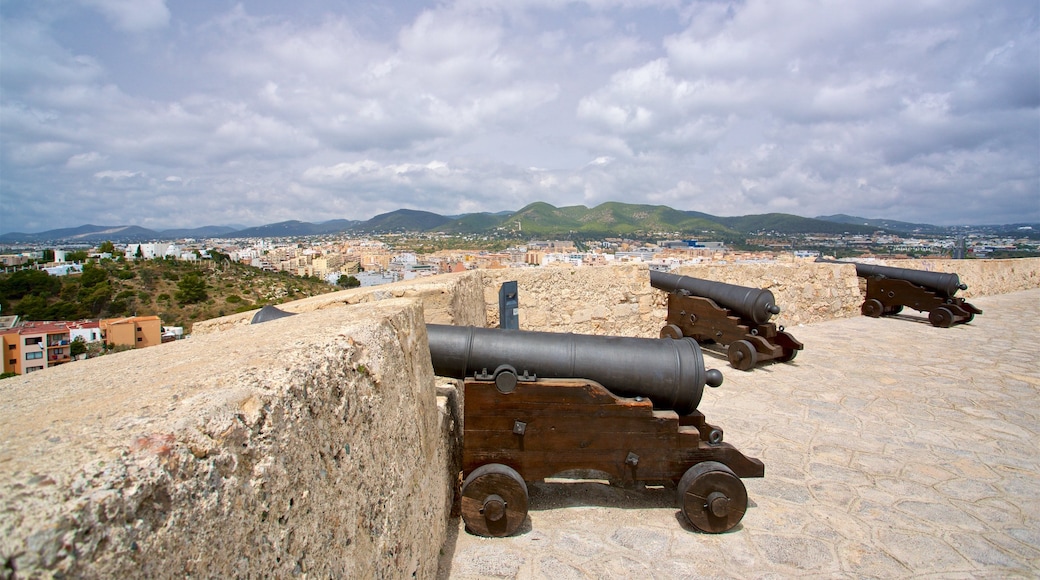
top-left (852, 262), bottom-right (967, 296)
top-left (650, 270), bottom-right (781, 325)
top-left (817, 259), bottom-right (967, 296)
top-left (427, 324), bottom-right (723, 416)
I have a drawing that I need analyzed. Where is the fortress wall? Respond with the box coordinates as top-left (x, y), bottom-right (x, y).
top-left (2, 257), bottom-right (1035, 577)
top-left (480, 261), bottom-right (864, 335)
top-left (480, 264), bottom-right (661, 337)
top-left (0, 299), bottom-right (455, 579)
top-left (668, 261), bottom-right (863, 326)
top-left (479, 258), bottom-right (1037, 335)
top-left (192, 270), bottom-right (487, 335)
top-left (872, 257), bottom-right (1040, 298)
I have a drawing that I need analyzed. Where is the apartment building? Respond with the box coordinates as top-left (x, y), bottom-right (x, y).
top-left (99, 316), bottom-right (162, 349)
top-left (1, 321), bottom-right (74, 375)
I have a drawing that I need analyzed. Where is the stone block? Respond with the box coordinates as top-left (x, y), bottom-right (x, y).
top-left (0, 299), bottom-right (456, 578)
top-left (194, 271), bottom-right (486, 335)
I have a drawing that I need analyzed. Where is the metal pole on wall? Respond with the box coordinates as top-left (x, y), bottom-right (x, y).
top-left (498, 281), bottom-right (519, 329)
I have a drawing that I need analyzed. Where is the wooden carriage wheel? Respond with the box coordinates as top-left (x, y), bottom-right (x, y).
top-left (727, 340), bottom-right (758, 371)
top-left (460, 463), bottom-right (529, 537)
top-left (678, 461), bottom-right (748, 533)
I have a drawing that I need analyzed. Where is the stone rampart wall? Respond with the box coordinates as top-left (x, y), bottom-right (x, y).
top-left (870, 257), bottom-right (1040, 298)
top-left (480, 260), bottom-right (864, 336)
top-left (2, 257), bottom-right (1035, 576)
top-left (192, 271), bottom-right (487, 335)
top-left (667, 261), bottom-right (862, 326)
top-left (479, 258), bottom-right (1038, 335)
top-left (0, 300), bottom-right (454, 578)
top-left (480, 264), bottom-right (660, 337)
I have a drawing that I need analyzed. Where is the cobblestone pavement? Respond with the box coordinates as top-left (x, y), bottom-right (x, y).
top-left (437, 289), bottom-right (1040, 579)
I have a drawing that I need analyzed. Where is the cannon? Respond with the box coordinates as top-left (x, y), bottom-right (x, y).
top-left (817, 259), bottom-right (982, 327)
top-left (427, 324), bottom-right (763, 537)
top-left (649, 270), bottom-right (803, 370)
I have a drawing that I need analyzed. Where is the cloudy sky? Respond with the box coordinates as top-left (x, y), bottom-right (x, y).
top-left (1, 0), bottom-right (1037, 233)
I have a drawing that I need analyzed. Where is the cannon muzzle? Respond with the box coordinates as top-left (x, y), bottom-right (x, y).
top-left (650, 270), bottom-right (780, 325)
top-left (427, 324), bottom-right (723, 416)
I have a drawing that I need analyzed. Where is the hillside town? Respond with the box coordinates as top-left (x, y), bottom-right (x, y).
top-left (1, 228), bottom-right (1037, 377)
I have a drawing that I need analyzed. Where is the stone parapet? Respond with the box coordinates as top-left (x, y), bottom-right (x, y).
top-left (870, 257), bottom-right (1040, 298)
top-left (480, 264), bottom-right (658, 337)
top-left (2, 257), bottom-right (1036, 577)
top-left (479, 261), bottom-right (866, 336)
top-left (669, 261), bottom-right (863, 326)
top-left (193, 271), bottom-right (486, 335)
top-left (0, 299), bottom-right (455, 578)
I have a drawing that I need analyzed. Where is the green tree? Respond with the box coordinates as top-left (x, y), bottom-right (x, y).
top-left (79, 263), bottom-right (108, 288)
top-left (0, 269), bottom-right (61, 299)
top-left (70, 336), bottom-right (87, 358)
top-left (66, 250), bottom-right (89, 262)
top-left (14, 294), bottom-right (50, 320)
top-left (175, 272), bottom-right (208, 304)
top-left (98, 241), bottom-right (116, 254)
top-left (208, 250), bottom-right (231, 264)
top-left (80, 281), bottom-right (113, 316)
top-left (337, 274), bottom-right (361, 288)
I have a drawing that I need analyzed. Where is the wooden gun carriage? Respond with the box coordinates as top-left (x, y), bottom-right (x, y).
top-left (427, 324), bottom-right (764, 537)
top-left (650, 270), bottom-right (803, 371)
top-left (821, 260), bottom-right (982, 327)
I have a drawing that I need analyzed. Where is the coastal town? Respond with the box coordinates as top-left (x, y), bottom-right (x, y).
top-left (1, 226), bottom-right (1036, 378)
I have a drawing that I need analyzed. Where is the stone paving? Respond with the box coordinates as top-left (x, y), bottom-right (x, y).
top-left (437, 289), bottom-right (1040, 579)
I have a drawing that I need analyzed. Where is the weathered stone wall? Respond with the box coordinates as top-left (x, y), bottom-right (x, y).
top-left (871, 257), bottom-right (1040, 298)
top-left (480, 264), bottom-right (659, 337)
top-left (193, 270), bottom-right (487, 335)
top-left (479, 259), bottom-right (1038, 335)
top-left (669, 261), bottom-right (863, 326)
top-left (0, 299), bottom-right (454, 579)
top-left (2, 257), bottom-right (1035, 577)
top-left (479, 261), bottom-right (864, 336)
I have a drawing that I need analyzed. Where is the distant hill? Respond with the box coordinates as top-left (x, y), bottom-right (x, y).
top-left (0, 224), bottom-right (160, 244)
top-left (353, 209), bottom-right (452, 233)
top-left (718, 213), bottom-right (877, 235)
top-left (228, 219), bottom-right (360, 238)
top-left (814, 214), bottom-right (943, 233)
top-left (6, 203), bottom-right (1032, 244)
top-left (487, 202), bottom-right (744, 237)
top-left (434, 212), bottom-right (510, 234)
top-left (158, 225), bottom-right (238, 239)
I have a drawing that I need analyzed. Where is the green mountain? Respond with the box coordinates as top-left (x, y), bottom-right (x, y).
top-left (715, 213), bottom-right (878, 235)
top-left (3, 203), bottom-right (908, 243)
top-left (435, 212), bottom-right (509, 234)
top-left (484, 202), bottom-right (744, 237)
top-left (354, 209), bottom-right (452, 233)
top-left (814, 214), bottom-right (948, 234)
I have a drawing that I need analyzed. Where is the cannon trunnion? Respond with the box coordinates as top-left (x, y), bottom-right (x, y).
top-left (819, 260), bottom-right (982, 327)
top-left (428, 325), bottom-right (763, 537)
top-left (650, 270), bottom-right (803, 370)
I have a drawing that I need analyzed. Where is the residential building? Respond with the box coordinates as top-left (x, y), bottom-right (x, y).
top-left (1, 321), bottom-right (74, 375)
top-left (100, 316), bottom-right (162, 349)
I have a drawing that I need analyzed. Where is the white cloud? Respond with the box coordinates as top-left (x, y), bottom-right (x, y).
top-left (77, 0), bottom-right (170, 32)
top-left (0, 0), bottom-right (1036, 231)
